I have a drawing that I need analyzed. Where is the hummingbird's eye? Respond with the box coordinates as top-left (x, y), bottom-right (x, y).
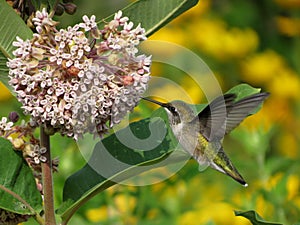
top-left (167, 105), bottom-right (181, 124)
top-left (169, 106), bottom-right (176, 113)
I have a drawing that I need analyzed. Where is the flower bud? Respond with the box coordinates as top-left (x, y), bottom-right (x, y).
top-left (63, 3), bottom-right (77, 15)
top-left (54, 3), bottom-right (65, 16)
top-left (8, 111), bottom-right (19, 123)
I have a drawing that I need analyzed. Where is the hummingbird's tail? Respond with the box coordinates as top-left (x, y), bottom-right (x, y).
top-left (209, 147), bottom-right (248, 187)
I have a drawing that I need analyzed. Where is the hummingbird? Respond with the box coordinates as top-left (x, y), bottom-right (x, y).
top-left (142, 92), bottom-right (269, 186)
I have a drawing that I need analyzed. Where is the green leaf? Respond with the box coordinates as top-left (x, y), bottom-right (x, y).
top-left (226, 83), bottom-right (262, 101)
top-left (193, 83), bottom-right (264, 113)
top-left (234, 210), bottom-right (283, 225)
top-left (0, 137), bottom-right (42, 215)
top-left (226, 83), bottom-right (267, 114)
top-left (0, 51), bottom-right (9, 88)
top-left (98, 0), bottom-right (199, 36)
top-left (59, 108), bottom-right (186, 223)
top-left (0, 0), bottom-right (33, 89)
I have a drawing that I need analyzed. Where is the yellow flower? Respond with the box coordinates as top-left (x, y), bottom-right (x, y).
top-left (0, 82), bottom-right (12, 101)
top-left (85, 206), bottom-right (108, 223)
top-left (114, 194), bottom-right (137, 214)
top-left (179, 210), bottom-right (203, 225)
top-left (267, 69), bottom-right (300, 99)
top-left (274, 0), bottom-right (300, 8)
top-left (277, 132), bottom-right (298, 158)
top-left (146, 208), bottom-right (159, 220)
top-left (240, 100), bottom-right (273, 132)
top-left (192, 19), bottom-right (258, 60)
top-left (255, 195), bottom-right (274, 218)
top-left (181, 74), bottom-right (204, 103)
top-left (240, 50), bottom-right (286, 85)
top-left (294, 196), bottom-right (300, 209)
top-left (286, 174), bottom-right (300, 200)
top-left (151, 180), bottom-right (168, 194)
top-left (179, 202), bottom-right (251, 225)
top-left (173, 0), bottom-right (212, 23)
top-left (191, 19), bottom-right (227, 58)
top-left (257, 98), bottom-right (293, 129)
top-left (149, 26), bottom-right (186, 46)
top-left (276, 16), bottom-right (300, 37)
top-left (266, 172), bottom-right (284, 191)
top-left (149, 83), bottom-right (196, 104)
top-left (222, 28), bottom-right (258, 59)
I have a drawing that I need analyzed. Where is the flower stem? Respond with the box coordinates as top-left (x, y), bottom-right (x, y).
top-left (40, 126), bottom-right (56, 225)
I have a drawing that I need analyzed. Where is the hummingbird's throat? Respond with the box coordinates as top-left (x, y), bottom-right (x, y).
top-left (169, 110), bottom-right (181, 125)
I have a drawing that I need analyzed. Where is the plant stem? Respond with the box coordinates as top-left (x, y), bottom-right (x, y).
top-left (40, 126), bottom-right (56, 225)
top-left (49, 0), bottom-right (61, 17)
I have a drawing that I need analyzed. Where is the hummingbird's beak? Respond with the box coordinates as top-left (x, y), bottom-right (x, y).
top-left (141, 97), bottom-right (169, 108)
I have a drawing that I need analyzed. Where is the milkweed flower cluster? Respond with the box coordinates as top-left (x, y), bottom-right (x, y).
top-left (7, 9), bottom-right (151, 139)
top-left (0, 114), bottom-right (58, 172)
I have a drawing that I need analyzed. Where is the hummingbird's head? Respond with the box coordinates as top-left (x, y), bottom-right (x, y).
top-left (141, 98), bottom-right (196, 125)
top-left (142, 97), bottom-right (199, 156)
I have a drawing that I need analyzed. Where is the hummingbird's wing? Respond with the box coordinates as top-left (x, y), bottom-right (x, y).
top-left (223, 92), bottom-right (270, 135)
top-left (196, 92), bottom-right (269, 141)
top-left (196, 94), bottom-right (236, 141)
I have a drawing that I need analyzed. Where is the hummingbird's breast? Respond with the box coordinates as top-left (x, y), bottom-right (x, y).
top-left (171, 123), bottom-right (183, 137)
top-left (171, 121), bottom-right (199, 158)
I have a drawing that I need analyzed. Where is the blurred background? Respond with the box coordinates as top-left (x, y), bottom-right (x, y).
top-left (1, 0), bottom-right (300, 224)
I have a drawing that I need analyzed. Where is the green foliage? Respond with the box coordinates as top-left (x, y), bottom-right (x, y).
top-left (0, 138), bottom-right (42, 215)
top-left (98, 0), bottom-right (199, 36)
top-left (226, 83), bottom-right (261, 101)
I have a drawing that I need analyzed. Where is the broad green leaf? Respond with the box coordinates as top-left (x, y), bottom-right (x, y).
top-left (227, 83), bottom-right (262, 101)
top-left (59, 108), bottom-right (186, 223)
top-left (98, 0), bottom-right (199, 36)
top-left (226, 83), bottom-right (267, 114)
top-left (59, 84), bottom-right (265, 223)
top-left (0, 137), bottom-right (42, 215)
top-left (234, 210), bottom-right (282, 225)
